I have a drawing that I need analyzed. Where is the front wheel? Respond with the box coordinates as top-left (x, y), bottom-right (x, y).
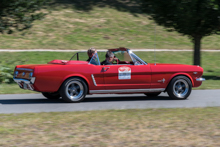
top-left (60, 78), bottom-right (87, 103)
top-left (167, 76), bottom-right (192, 100)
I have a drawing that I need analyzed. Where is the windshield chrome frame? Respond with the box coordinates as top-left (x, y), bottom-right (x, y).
top-left (127, 49), bottom-right (147, 65)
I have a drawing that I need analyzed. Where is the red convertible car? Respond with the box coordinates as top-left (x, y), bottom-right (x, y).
top-left (13, 47), bottom-right (205, 102)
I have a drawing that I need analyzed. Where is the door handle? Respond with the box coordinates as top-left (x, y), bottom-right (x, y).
top-left (102, 67), bottom-right (110, 72)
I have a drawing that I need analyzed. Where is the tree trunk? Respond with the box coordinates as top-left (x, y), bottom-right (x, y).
top-left (193, 36), bottom-right (202, 66)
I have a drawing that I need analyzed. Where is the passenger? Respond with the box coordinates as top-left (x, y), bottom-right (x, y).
top-left (101, 51), bottom-right (118, 65)
top-left (87, 47), bottom-right (99, 65)
top-left (87, 47), bottom-right (97, 62)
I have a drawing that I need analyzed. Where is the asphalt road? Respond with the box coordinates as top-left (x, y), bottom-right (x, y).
top-left (0, 89), bottom-right (219, 114)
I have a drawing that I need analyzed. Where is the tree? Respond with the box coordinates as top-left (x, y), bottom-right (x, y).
top-left (0, 0), bottom-right (50, 34)
top-left (141, 0), bottom-right (220, 65)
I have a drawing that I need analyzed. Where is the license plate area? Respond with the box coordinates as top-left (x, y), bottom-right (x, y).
top-left (23, 82), bottom-right (27, 89)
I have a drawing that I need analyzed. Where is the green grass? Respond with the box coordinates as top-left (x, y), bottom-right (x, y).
top-left (0, 51), bottom-right (219, 94)
top-left (0, 5), bottom-right (220, 49)
top-left (0, 108), bottom-right (220, 146)
top-left (0, 84), bottom-right (38, 94)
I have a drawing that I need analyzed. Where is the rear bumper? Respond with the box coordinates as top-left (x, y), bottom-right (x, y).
top-left (13, 77), bottom-right (36, 91)
top-left (196, 78), bottom-right (206, 81)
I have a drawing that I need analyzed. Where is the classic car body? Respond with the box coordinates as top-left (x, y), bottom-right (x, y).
top-left (13, 47), bottom-right (205, 102)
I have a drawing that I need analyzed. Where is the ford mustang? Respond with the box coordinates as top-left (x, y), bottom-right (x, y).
top-left (13, 47), bottom-right (205, 102)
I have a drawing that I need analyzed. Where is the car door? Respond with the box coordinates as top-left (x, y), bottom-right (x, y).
top-left (87, 53), bottom-right (105, 91)
top-left (102, 64), bottom-right (151, 90)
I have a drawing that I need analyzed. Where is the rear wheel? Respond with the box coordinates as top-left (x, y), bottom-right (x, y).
top-left (144, 92), bottom-right (161, 97)
top-left (42, 92), bottom-right (61, 100)
top-left (60, 78), bottom-right (87, 103)
top-left (167, 76), bottom-right (192, 100)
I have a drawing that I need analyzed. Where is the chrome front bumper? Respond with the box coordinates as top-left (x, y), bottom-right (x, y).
top-left (196, 78), bottom-right (206, 81)
top-left (13, 77), bottom-right (36, 91)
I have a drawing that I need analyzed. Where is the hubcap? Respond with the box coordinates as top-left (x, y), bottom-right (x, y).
top-left (65, 81), bottom-right (84, 101)
top-left (173, 79), bottom-right (189, 98)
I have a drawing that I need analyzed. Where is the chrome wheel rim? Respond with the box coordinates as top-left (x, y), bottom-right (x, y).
top-left (65, 81), bottom-right (84, 101)
top-left (173, 79), bottom-right (189, 98)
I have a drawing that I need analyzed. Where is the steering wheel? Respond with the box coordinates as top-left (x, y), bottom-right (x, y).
top-left (134, 61), bottom-right (141, 65)
top-left (114, 56), bottom-right (119, 64)
top-left (116, 58), bottom-right (119, 64)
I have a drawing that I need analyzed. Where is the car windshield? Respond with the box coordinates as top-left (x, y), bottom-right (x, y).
top-left (112, 50), bottom-right (133, 62)
top-left (129, 52), bottom-right (147, 65)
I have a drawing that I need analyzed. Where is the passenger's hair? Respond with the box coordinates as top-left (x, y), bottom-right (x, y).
top-left (105, 51), bottom-right (114, 58)
top-left (87, 47), bottom-right (96, 56)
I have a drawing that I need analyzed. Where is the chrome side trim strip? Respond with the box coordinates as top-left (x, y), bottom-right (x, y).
top-left (16, 68), bottom-right (33, 71)
top-left (196, 78), bottom-right (205, 81)
top-left (91, 74), bottom-right (97, 86)
top-left (90, 88), bottom-right (165, 94)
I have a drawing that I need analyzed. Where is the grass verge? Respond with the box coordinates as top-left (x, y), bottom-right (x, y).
top-left (0, 51), bottom-right (219, 94)
top-left (0, 108), bottom-right (220, 146)
top-left (0, 5), bottom-right (220, 50)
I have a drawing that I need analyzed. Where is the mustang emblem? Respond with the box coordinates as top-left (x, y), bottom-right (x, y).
top-left (158, 78), bottom-right (166, 83)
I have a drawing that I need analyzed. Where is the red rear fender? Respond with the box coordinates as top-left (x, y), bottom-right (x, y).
top-left (62, 74), bottom-right (90, 87)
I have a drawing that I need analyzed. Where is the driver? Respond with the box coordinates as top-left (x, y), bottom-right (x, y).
top-left (101, 51), bottom-right (118, 65)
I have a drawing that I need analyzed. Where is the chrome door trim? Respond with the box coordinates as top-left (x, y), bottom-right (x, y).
top-left (90, 88), bottom-right (165, 94)
top-left (91, 74), bottom-right (97, 86)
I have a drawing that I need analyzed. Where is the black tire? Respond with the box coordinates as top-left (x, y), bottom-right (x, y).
top-left (42, 92), bottom-right (61, 100)
top-left (167, 76), bottom-right (192, 100)
top-left (144, 92), bottom-right (161, 97)
top-left (59, 78), bottom-right (87, 103)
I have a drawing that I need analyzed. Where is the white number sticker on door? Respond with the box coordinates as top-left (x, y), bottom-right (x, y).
top-left (118, 67), bottom-right (131, 80)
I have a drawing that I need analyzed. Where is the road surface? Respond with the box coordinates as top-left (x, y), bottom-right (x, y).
top-left (0, 90), bottom-right (219, 114)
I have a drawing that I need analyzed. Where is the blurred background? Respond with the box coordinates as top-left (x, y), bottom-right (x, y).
top-left (0, 0), bottom-right (220, 50)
